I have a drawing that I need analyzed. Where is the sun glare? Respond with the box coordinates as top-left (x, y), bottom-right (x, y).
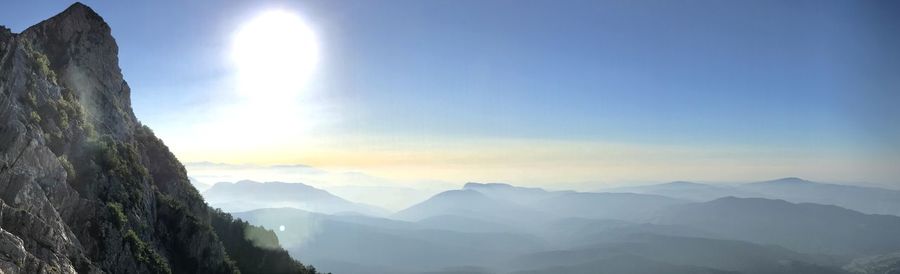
top-left (187, 9), bottom-right (325, 153)
top-left (232, 10), bottom-right (319, 101)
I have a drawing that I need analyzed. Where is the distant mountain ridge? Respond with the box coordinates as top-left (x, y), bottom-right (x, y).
top-left (654, 196), bottom-right (900, 255)
top-left (739, 177), bottom-right (900, 216)
top-left (234, 207), bottom-right (546, 274)
top-left (462, 182), bottom-right (573, 205)
top-left (396, 183), bottom-right (688, 226)
top-left (203, 180), bottom-right (390, 216)
top-left (607, 177), bottom-right (900, 216)
top-left (393, 189), bottom-right (552, 226)
top-left (222, 179), bottom-right (900, 274)
top-left (605, 181), bottom-right (756, 201)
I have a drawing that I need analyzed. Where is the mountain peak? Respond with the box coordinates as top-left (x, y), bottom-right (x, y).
top-left (436, 189), bottom-right (487, 198)
top-left (463, 182), bottom-right (513, 189)
top-left (62, 2), bottom-right (100, 17)
top-left (762, 177), bottom-right (813, 185)
top-left (0, 4), bottom-right (316, 273)
top-left (29, 2), bottom-right (108, 34)
top-left (18, 1), bottom-right (135, 138)
top-left (463, 182), bottom-right (549, 192)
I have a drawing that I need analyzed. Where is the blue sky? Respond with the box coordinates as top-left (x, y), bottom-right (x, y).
top-left (3, 0), bottom-right (899, 186)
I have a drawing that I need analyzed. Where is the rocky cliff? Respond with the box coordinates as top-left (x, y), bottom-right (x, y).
top-left (0, 3), bottom-right (317, 274)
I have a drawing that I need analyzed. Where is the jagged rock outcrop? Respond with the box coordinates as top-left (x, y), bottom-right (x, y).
top-left (0, 3), bottom-right (317, 273)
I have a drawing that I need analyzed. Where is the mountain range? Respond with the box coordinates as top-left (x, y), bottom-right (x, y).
top-left (606, 177), bottom-right (900, 216)
top-left (654, 196), bottom-right (900, 256)
top-left (217, 178), bottom-right (900, 273)
top-left (5, 3), bottom-right (898, 274)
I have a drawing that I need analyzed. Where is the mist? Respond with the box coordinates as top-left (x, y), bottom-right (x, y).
top-left (4, 1), bottom-right (897, 274)
top-left (199, 177), bottom-right (900, 274)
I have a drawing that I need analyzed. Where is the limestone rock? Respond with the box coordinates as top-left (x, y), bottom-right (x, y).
top-left (0, 3), bottom-right (317, 274)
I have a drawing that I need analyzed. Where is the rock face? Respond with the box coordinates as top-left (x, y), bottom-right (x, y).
top-left (0, 3), bottom-right (316, 274)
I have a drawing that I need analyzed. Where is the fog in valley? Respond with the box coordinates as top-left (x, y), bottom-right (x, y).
top-left (4, 1), bottom-right (897, 274)
top-left (194, 175), bottom-right (900, 274)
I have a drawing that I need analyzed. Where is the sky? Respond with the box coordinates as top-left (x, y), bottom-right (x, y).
top-left (2, 0), bottom-right (899, 189)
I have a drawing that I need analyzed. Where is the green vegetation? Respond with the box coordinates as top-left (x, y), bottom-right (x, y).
top-left (110, 141), bottom-right (149, 180)
top-left (29, 111), bottom-right (41, 124)
top-left (85, 136), bottom-right (150, 204)
top-left (58, 155), bottom-right (75, 181)
top-left (209, 209), bottom-right (321, 274)
top-left (61, 136), bottom-right (148, 212)
top-left (106, 202), bottom-right (127, 227)
top-left (19, 44), bottom-right (91, 156)
top-left (23, 81), bottom-right (37, 106)
top-left (123, 229), bottom-right (171, 274)
top-left (154, 193), bottom-right (248, 273)
top-left (123, 230), bottom-right (146, 261)
top-left (133, 125), bottom-right (205, 203)
top-left (23, 39), bottom-right (57, 84)
top-left (57, 110), bottom-right (69, 130)
top-left (57, 87), bottom-right (91, 136)
top-left (33, 50), bottom-right (55, 83)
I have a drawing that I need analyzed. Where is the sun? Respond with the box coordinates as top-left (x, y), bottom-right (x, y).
top-left (231, 10), bottom-right (319, 101)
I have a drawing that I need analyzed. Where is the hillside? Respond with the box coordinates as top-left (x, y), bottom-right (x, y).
top-left (235, 207), bottom-right (546, 274)
top-left (398, 184), bottom-right (687, 225)
top-left (509, 234), bottom-right (844, 274)
top-left (654, 196), bottom-right (900, 255)
top-left (604, 181), bottom-right (756, 202)
top-left (739, 177), bottom-right (900, 216)
top-left (0, 3), bottom-right (316, 273)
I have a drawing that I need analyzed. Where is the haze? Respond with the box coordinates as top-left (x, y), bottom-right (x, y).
top-left (3, 0), bottom-right (897, 190)
top-left (4, 1), bottom-right (900, 274)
